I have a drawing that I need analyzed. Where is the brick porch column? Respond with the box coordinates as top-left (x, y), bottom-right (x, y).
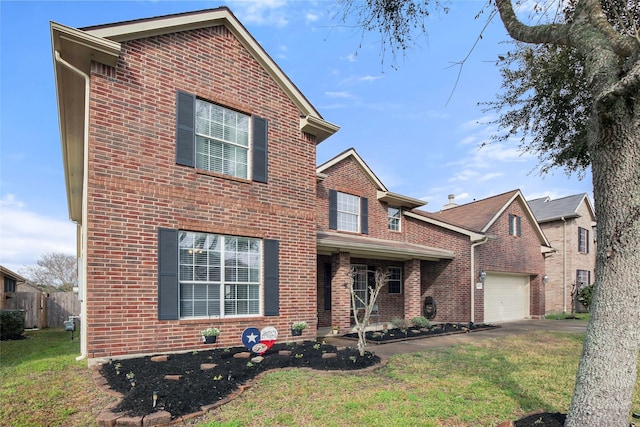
top-left (331, 252), bottom-right (352, 333)
top-left (404, 259), bottom-right (422, 320)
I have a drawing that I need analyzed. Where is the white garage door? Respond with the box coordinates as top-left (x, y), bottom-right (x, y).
top-left (484, 273), bottom-right (530, 323)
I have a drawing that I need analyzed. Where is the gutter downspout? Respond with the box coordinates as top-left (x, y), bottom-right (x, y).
top-left (470, 236), bottom-right (489, 323)
top-left (562, 216), bottom-right (567, 313)
top-left (54, 50), bottom-right (90, 362)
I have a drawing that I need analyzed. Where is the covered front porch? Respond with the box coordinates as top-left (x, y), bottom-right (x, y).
top-left (316, 231), bottom-right (454, 333)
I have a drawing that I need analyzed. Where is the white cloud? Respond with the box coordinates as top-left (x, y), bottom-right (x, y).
top-left (0, 194), bottom-right (76, 272)
top-left (229, 0), bottom-right (289, 27)
top-left (305, 12), bottom-right (320, 23)
top-left (325, 91), bottom-right (354, 99)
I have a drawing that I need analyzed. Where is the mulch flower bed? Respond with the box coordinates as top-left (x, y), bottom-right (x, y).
top-left (342, 322), bottom-right (497, 344)
top-left (97, 340), bottom-right (380, 421)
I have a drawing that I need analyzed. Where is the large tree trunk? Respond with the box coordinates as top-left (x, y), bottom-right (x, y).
top-left (565, 94), bottom-right (640, 426)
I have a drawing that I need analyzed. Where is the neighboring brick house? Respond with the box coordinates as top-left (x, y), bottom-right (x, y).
top-left (528, 194), bottom-right (596, 313)
top-left (0, 265), bottom-right (26, 309)
top-left (316, 149), bottom-right (552, 330)
top-left (51, 8), bottom-right (338, 362)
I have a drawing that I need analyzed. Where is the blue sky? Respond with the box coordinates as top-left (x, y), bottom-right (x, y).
top-left (0, 0), bottom-right (592, 272)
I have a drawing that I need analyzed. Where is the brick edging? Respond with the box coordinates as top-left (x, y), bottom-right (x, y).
top-left (91, 354), bottom-right (389, 426)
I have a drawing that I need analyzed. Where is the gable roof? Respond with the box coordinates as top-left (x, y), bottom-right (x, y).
top-left (424, 190), bottom-right (551, 247)
top-left (1, 265), bottom-right (26, 283)
top-left (527, 193), bottom-right (595, 223)
top-left (317, 148), bottom-right (427, 209)
top-left (51, 7), bottom-right (339, 222)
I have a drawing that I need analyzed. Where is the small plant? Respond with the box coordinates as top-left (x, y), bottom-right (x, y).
top-left (313, 343), bottom-right (321, 350)
top-left (114, 362), bottom-right (122, 375)
top-left (349, 355), bottom-right (357, 363)
top-left (223, 347), bottom-right (231, 353)
top-left (578, 284), bottom-right (594, 310)
top-left (391, 317), bottom-right (410, 330)
top-left (201, 327), bottom-right (220, 337)
top-left (295, 353), bottom-right (304, 359)
top-left (292, 321), bottom-right (309, 331)
top-left (126, 371), bottom-right (136, 387)
top-left (246, 361), bottom-right (254, 368)
top-left (192, 350), bottom-right (198, 355)
top-left (213, 374), bottom-right (223, 381)
top-left (411, 316), bottom-right (431, 329)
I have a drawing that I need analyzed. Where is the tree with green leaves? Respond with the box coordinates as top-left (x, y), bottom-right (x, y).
top-left (338, 1), bottom-right (640, 425)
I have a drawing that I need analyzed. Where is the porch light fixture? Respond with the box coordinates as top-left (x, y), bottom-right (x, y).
top-left (542, 274), bottom-right (549, 284)
top-left (479, 271), bottom-right (487, 282)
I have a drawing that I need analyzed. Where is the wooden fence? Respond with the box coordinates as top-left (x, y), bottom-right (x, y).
top-left (1, 291), bottom-right (80, 328)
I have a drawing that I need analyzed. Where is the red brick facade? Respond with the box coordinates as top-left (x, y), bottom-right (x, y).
top-left (316, 152), bottom-right (547, 328)
top-left (83, 24), bottom-right (320, 358)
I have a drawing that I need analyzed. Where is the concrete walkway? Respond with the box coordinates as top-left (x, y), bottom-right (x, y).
top-left (324, 319), bottom-right (588, 358)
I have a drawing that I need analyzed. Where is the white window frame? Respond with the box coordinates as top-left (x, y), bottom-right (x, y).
top-left (388, 266), bottom-right (402, 294)
top-left (388, 206), bottom-right (401, 231)
top-left (351, 264), bottom-right (368, 310)
top-left (195, 99), bottom-right (251, 179)
top-left (178, 231), bottom-right (262, 319)
top-left (337, 192), bottom-right (360, 233)
top-left (578, 227), bottom-right (589, 254)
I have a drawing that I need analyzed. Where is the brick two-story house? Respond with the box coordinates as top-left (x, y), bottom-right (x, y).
top-left (51, 7), bottom-right (338, 361)
top-left (316, 149), bottom-right (552, 330)
top-left (528, 194), bottom-right (596, 313)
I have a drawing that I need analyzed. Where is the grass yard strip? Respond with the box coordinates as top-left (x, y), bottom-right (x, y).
top-left (0, 328), bottom-right (116, 427)
top-left (195, 331), bottom-right (640, 427)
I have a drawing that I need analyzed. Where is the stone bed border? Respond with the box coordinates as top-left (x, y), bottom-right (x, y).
top-left (91, 348), bottom-right (389, 427)
top-left (340, 324), bottom-right (500, 345)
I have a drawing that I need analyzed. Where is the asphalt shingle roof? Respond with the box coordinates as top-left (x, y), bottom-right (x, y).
top-left (527, 193), bottom-right (588, 222)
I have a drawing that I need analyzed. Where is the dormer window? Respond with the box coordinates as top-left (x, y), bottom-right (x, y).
top-left (328, 190), bottom-right (368, 234)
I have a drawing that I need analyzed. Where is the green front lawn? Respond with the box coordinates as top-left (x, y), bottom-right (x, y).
top-left (2, 327), bottom-right (638, 427)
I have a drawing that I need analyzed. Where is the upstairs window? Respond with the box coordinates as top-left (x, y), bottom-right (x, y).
top-left (195, 100), bottom-right (249, 179)
top-left (328, 190), bottom-right (368, 234)
top-left (578, 227), bottom-right (589, 253)
top-left (509, 214), bottom-right (522, 237)
top-left (388, 266), bottom-right (402, 294)
top-left (176, 91), bottom-right (268, 183)
top-left (388, 206), bottom-right (401, 231)
top-left (337, 192), bottom-right (360, 232)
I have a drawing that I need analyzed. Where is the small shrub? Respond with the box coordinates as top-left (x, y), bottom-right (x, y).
top-left (411, 316), bottom-right (431, 329)
top-left (390, 317), bottom-right (410, 330)
top-left (0, 310), bottom-right (25, 340)
top-left (578, 284), bottom-right (594, 310)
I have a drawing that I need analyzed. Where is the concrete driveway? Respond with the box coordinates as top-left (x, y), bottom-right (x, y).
top-left (325, 319), bottom-right (588, 358)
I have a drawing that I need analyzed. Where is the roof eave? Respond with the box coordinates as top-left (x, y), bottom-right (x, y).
top-left (317, 235), bottom-right (454, 262)
top-left (51, 22), bottom-right (121, 223)
top-left (84, 8), bottom-right (338, 144)
top-left (377, 191), bottom-right (426, 209)
top-left (300, 115), bottom-right (340, 144)
top-left (405, 211), bottom-right (485, 241)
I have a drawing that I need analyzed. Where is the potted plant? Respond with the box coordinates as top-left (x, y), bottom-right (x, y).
top-left (291, 321), bottom-right (308, 336)
top-left (201, 327), bottom-right (220, 344)
top-left (331, 325), bottom-right (339, 335)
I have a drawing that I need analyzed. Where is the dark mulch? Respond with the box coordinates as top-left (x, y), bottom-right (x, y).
top-left (99, 340), bottom-right (379, 419)
top-left (342, 322), bottom-right (497, 343)
top-left (514, 412), bottom-right (566, 426)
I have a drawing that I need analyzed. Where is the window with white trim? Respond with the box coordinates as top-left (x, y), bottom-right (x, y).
top-left (388, 206), bottom-right (401, 231)
top-left (195, 99), bottom-right (250, 179)
top-left (351, 265), bottom-right (368, 309)
top-left (578, 227), bottom-right (589, 253)
top-left (337, 192), bottom-right (360, 232)
top-left (178, 231), bottom-right (261, 318)
top-left (576, 269), bottom-right (591, 287)
top-left (388, 266), bottom-right (402, 294)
